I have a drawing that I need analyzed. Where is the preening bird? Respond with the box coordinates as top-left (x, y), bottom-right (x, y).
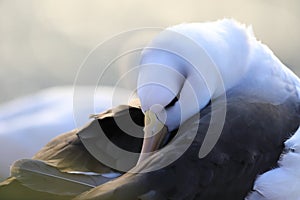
top-left (0, 19), bottom-right (300, 200)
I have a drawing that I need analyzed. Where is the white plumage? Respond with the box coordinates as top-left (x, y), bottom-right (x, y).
top-left (138, 19), bottom-right (300, 132)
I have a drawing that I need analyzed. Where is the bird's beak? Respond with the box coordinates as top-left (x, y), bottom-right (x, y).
top-left (137, 110), bottom-right (168, 164)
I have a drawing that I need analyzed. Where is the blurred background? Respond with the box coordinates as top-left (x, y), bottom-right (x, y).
top-left (0, 0), bottom-right (299, 103)
top-left (0, 0), bottom-right (299, 180)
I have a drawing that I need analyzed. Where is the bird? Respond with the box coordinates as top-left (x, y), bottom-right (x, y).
top-left (75, 19), bottom-right (300, 199)
top-left (246, 126), bottom-right (300, 200)
top-left (0, 19), bottom-right (300, 200)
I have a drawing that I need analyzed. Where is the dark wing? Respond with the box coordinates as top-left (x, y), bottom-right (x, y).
top-left (33, 104), bottom-right (144, 173)
top-left (78, 105), bottom-right (145, 172)
top-left (75, 92), bottom-right (300, 200)
top-left (33, 129), bottom-right (113, 173)
top-left (190, 93), bottom-right (300, 199)
top-left (0, 129), bottom-right (101, 199)
top-left (0, 177), bottom-right (71, 200)
top-left (0, 105), bottom-right (144, 199)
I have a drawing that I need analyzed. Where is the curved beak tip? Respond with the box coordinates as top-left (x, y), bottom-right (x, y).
top-left (137, 111), bottom-right (168, 164)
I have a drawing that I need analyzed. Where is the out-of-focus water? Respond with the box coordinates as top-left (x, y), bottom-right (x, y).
top-left (0, 0), bottom-right (299, 103)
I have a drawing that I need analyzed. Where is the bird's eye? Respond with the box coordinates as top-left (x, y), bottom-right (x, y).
top-left (165, 94), bottom-right (180, 108)
top-left (290, 148), bottom-right (296, 153)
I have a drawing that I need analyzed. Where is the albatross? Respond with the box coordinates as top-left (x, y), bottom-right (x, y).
top-left (0, 19), bottom-right (300, 200)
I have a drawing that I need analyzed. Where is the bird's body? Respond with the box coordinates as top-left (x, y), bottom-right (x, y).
top-left (0, 19), bottom-right (300, 200)
top-left (75, 90), bottom-right (300, 200)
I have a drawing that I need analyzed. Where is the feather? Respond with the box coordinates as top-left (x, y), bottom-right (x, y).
top-left (0, 105), bottom-right (144, 199)
top-left (138, 190), bottom-right (165, 200)
top-left (78, 105), bottom-right (144, 172)
top-left (33, 129), bottom-right (114, 174)
top-left (0, 177), bottom-right (71, 200)
top-left (10, 159), bottom-right (115, 196)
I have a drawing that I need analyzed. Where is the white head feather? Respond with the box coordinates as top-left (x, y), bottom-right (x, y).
top-left (137, 19), bottom-right (253, 131)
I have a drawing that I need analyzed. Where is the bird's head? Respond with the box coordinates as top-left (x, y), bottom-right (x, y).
top-left (137, 50), bottom-right (186, 131)
top-left (135, 19), bottom-right (252, 164)
top-left (136, 50), bottom-right (187, 163)
top-left (136, 43), bottom-right (210, 163)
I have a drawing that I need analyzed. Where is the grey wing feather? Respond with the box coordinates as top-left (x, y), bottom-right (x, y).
top-left (33, 129), bottom-right (114, 174)
top-left (10, 159), bottom-right (113, 196)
